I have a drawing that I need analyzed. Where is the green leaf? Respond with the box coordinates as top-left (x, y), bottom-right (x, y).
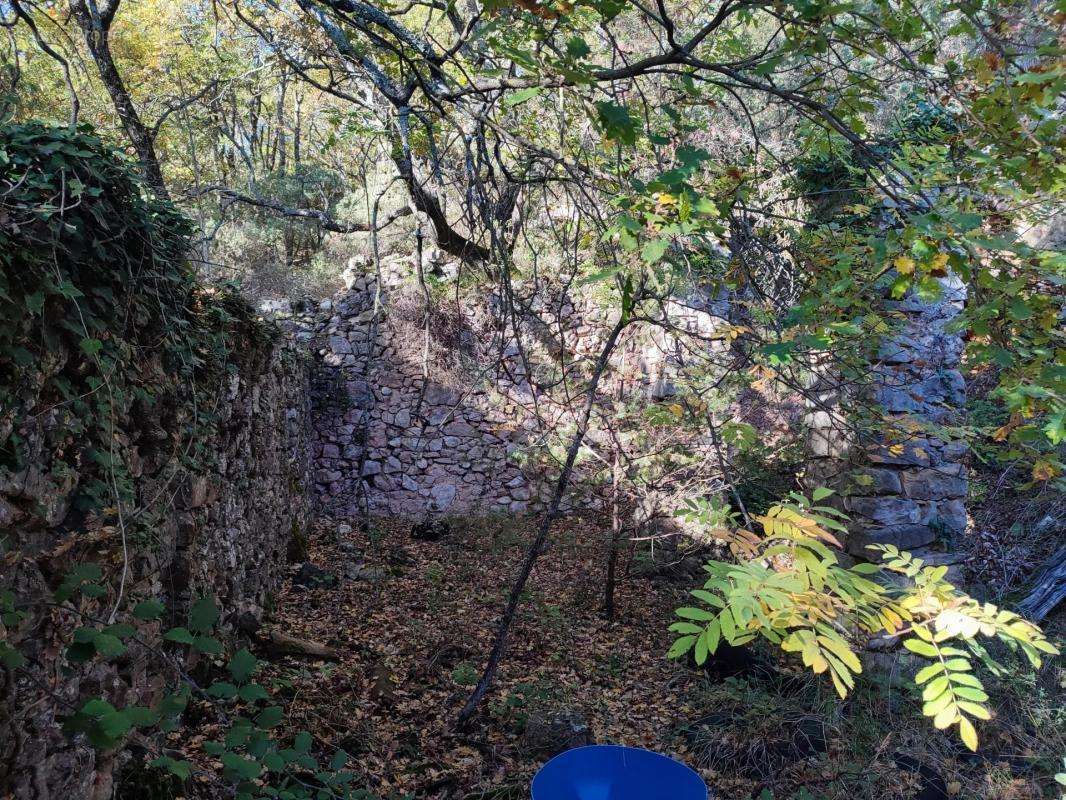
top-left (239, 683), bottom-right (270, 703)
top-left (666, 635), bottom-right (697, 659)
top-left (675, 606), bottom-right (715, 621)
top-left (97, 710), bottom-right (133, 740)
top-left (760, 341), bottom-right (796, 365)
top-left (694, 632), bottom-right (709, 665)
top-left (79, 338), bottom-right (103, 357)
top-left (641, 238), bottom-right (669, 264)
top-left (719, 608), bottom-right (736, 641)
top-left (294, 731), bottom-right (313, 753)
top-left (92, 633), bottom-right (126, 659)
top-left (189, 596), bottom-right (219, 633)
top-left (703, 620), bottom-right (721, 654)
top-left (565, 36), bottom-right (590, 58)
top-left (914, 662), bottom-right (945, 684)
top-left (577, 265), bottom-right (621, 286)
top-left (208, 681), bottom-right (238, 699)
top-left (0, 643), bottom-right (26, 669)
top-left (689, 590), bottom-right (725, 608)
top-left (595, 101), bottom-right (639, 145)
top-left (952, 686), bottom-right (989, 702)
top-left (903, 638), bottom-right (938, 657)
top-left (669, 622), bottom-right (704, 635)
top-left (25, 291), bottom-right (45, 315)
top-left (133, 599), bottom-right (165, 620)
top-left (124, 706), bottom-right (159, 727)
top-left (1043, 411), bottom-right (1065, 445)
top-left (228, 648), bottom-right (258, 683)
top-left (164, 627), bottom-right (195, 644)
top-left (256, 706), bottom-right (285, 728)
top-left (81, 698), bottom-right (117, 716)
top-left (193, 636), bottom-right (222, 655)
top-left (329, 750), bottom-right (349, 771)
top-left (221, 752), bottom-right (262, 780)
top-left (504, 87), bottom-right (542, 107)
top-left (150, 756), bottom-right (192, 780)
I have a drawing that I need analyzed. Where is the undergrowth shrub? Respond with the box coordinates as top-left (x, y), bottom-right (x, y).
top-left (668, 490), bottom-right (1058, 751)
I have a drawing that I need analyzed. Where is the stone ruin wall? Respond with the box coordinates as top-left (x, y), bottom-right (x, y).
top-left (302, 260), bottom-right (970, 565)
top-left (1, 336), bottom-right (313, 800)
top-left (806, 276), bottom-right (970, 562)
top-left (297, 262), bottom-right (732, 518)
top-left (300, 273), bottom-right (543, 517)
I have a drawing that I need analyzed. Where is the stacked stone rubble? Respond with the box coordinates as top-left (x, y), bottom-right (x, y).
top-left (807, 276), bottom-right (970, 558)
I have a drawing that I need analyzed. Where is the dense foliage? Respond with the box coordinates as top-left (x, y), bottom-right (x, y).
top-left (669, 490), bottom-right (1058, 750)
top-left (0, 121), bottom-right (271, 534)
top-left (0, 0), bottom-right (1062, 793)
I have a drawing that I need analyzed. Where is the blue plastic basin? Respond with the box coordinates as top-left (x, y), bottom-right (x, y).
top-left (531, 745), bottom-right (707, 800)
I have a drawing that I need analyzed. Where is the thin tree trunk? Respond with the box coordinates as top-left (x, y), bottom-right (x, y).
top-left (69, 0), bottom-right (169, 199)
top-left (456, 312), bottom-right (629, 727)
top-left (604, 447), bottom-right (621, 621)
top-left (603, 344), bottom-right (630, 621)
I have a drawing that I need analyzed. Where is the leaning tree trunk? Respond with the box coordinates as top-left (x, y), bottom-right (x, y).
top-left (456, 311), bottom-right (630, 726)
top-left (69, 0), bottom-right (170, 200)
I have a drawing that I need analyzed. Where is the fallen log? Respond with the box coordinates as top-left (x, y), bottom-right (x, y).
top-left (259, 628), bottom-right (340, 660)
top-left (1017, 544), bottom-right (1066, 622)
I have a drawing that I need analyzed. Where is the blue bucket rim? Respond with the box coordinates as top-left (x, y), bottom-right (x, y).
top-left (531, 744), bottom-right (707, 799)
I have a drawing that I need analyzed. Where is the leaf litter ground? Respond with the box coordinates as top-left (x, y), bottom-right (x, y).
top-left (261, 513), bottom-right (704, 798)
top-left (175, 513), bottom-right (1061, 799)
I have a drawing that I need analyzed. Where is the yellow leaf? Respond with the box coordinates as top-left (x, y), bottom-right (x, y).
top-left (958, 716), bottom-right (979, 751)
top-left (1031, 460), bottom-right (1060, 481)
top-left (936, 609), bottom-right (980, 638)
top-left (992, 413), bottom-right (1021, 441)
top-left (829, 667), bottom-right (848, 698)
top-left (893, 256), bottom-right (916, 275)
top-left (933, 704), bottom-right (958, 729)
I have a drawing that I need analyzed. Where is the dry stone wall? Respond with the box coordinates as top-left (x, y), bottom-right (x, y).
top-left (807, 276), bottom-right (970, 559)
top-left (0, 336), bottom-right (313, 800)
top-left (304, 258), bottom-right (969, 563)
top-left (301, 270), bottom-right (540, 516)
top-left (298, 261), bottom-right (734, 518)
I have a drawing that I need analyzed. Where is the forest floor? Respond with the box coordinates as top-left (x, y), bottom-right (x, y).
top-left (185, 514), bottom-right (1063, 800)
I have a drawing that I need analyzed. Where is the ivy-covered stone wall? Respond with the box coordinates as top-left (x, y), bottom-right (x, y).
top-left (0, 123), bottom-right (314, 800)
